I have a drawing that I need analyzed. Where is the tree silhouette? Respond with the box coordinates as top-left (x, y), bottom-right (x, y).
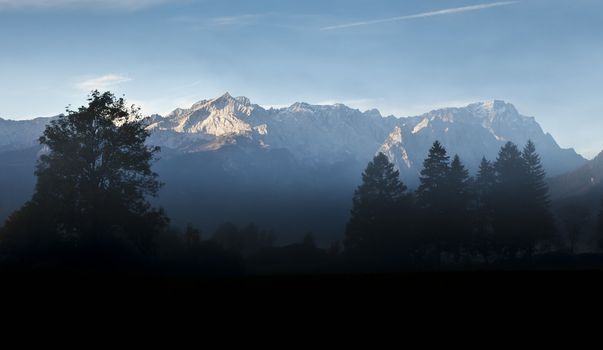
top-left (491, 141), bottom-right (553, 258)
top-left (492, 142), bottom-right (528, 258)
top-left (344, 153), bottom-right (411, 253)
top-left (212, 222), bottom-right (275, 256)
top-left (446, 155), bottom-right (473, 260)
top-left (474, 157), bottom-right (496, 263)
top-left (416, 141), bottom-right (450, 264)
top-left (184, 223), bottom-right (202, 247)
top-left (560, 204), bottom-right (591, 254)
top-left (417, 141), bottom-right (450, 211)
top-left (1, 91), bottom-right (167, 260)
top-left (598, 197), bottom-right (603, 251)
top-left (522, 140), bottom-right (555, 250)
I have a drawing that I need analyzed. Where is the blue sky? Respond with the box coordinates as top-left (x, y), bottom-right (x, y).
top-left (1, 0), bottom-right (602, 157)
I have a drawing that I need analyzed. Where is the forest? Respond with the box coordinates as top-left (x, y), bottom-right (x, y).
top-left (1, 91), bottom-right (603, 278)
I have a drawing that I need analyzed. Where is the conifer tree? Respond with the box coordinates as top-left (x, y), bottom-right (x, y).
top-left (598, 197), bottom-right (603, 251)
top-left (344, 153), bottom-right (411, 252)
top-left (416, 141), bottom-right (450, 212)
top-left (476, 158), bottom-right (497, 197)
top-left (446, 155), bottom-right (473, 260)
top-left (448, 155), bottom-right (472, 206)
top-left (474, 157), bottom-right (496, 262)
top-left (492, 142), bottom-right (527, 258)
top-left (491, 141), bottom-right (553, 257)
top-left (416, 141), bottom-right (450, 263)
top-left (522, 140), bottom-right (555, 250)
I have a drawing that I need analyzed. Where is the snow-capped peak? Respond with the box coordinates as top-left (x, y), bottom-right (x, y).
top-left (480, 99), bottom-right (507, 110)
top-left (187, 92), bottom-right (254, 114)
top-left (467, 100), bottom-right (519, 119)
top-left (288, 102), bottom-right (312, 113)
top-left (147, 93), bottom-right (261, 136)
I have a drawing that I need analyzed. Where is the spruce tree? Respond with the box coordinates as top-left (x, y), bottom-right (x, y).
top-left (492, 142), bottom-right (527, 258)
top-left (448, 155), bottom-right (472, 206)
top-left (522, 140), bottom-right (555, 250)
top-left (474, 157), bottom-right (496, 262)
top-left (446, 155), bottom-right (473, 260)
top-left (476, 158), bottom-right (497, 197)
top-left (598, 197), bottom-right (603, 251)
top-left (492, 141), bottom-right (553, 258)
top-left (416, 141), bottom-right (450, 263)
top-left (494, 142), bottom-right (526, 184)
top-left (344, 153), bottom-right (411, 252)
top-left (417, 141), bottom-right (450, 212)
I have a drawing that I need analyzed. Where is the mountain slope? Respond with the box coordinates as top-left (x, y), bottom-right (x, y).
top-left (0, 146), bottom-right (40, 222)
top-left (0, 116), bottom-right (57, 153)
top-left (550, 150), bottom-right (603, 201)
top-left (381, 100), bottom-right (586, 185)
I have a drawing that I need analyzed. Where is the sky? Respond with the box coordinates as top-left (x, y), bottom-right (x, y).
top-left (0, 0), bottom-right (602, 158)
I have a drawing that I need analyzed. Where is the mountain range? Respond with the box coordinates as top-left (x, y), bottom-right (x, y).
top-left (144, 93), bottom-right (585, 182)
top-left (0, 93), bottom-right (593, 243)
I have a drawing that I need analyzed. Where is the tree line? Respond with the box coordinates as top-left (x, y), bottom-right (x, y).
top-left (1, 91), bottom-right (603, 275)
top-left (344, 139), bottom-right (603, 269)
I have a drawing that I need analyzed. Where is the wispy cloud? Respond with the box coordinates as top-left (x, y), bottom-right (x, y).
top-left (169, 14), bottom-right (272, 29)
top-left (0, 0), bottom-right (170, 11)
top-left (321, 1), bottom-right (520, 31)
top-left (76, 74), bottom-right (132, 91)
top-left (209, 14), bottom-right (266, 27)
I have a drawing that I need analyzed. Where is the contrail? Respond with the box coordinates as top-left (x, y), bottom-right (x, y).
top-left (320, 1), bottom-right (520, 31)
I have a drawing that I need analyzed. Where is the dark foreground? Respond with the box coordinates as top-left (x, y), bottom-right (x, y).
top-left (2, 269), bottom-right (603, 324)
top-left (3, 265), bottom-right (603, 299)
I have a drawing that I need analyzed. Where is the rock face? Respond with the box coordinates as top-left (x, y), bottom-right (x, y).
top-left (147, 93), bottom-right (396, 165)
top-left (381, 100), bottom-right (586, 185)
top-left (0, 94), bottom-right (588, 243)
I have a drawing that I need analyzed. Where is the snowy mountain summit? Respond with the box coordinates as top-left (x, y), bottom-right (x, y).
top-left (149, 92), bottom-right (256, 135)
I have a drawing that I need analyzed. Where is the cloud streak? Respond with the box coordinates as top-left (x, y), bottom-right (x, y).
top-left (320, 1), bottom-right (519, 31)
top-left (169, 13), bottom-right (278, 30)
top-left (76, 74), bottom-right (132, 91)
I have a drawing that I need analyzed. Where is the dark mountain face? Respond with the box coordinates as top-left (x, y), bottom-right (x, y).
top-left (0, 116), bottom-right (56, 153)
top-left (550, 151), bottom-right (603, 201)
top-left (0, 146), bottom-right (40, 222)
top-left (547, 152), bottom-right (603, 252)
